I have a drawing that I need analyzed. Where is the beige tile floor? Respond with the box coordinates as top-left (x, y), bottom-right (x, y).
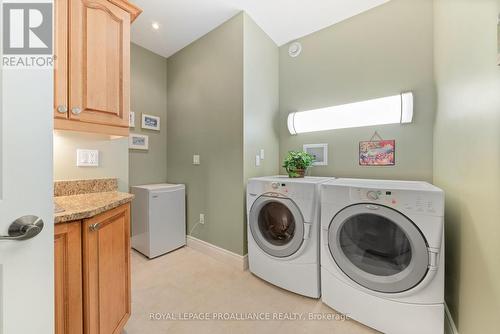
top-left (124, 247), bottom-right (378, 334)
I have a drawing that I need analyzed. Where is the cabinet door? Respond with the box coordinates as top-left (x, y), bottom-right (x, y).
top-left (83, 204), bottom-right (131, 334)
top-left (55, 222), bottom-right (83, 334)
top-left (69, 0), bottom-right (130, 128)
top-left (54, 0), bottom-right (69, 119)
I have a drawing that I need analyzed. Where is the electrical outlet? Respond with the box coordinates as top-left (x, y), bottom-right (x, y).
top-left (199, 214), bottom-right (205, 225)
top-left (193, 155), bottom-right (201, 165)
top-left (77, 149), bottom-right (99, 167)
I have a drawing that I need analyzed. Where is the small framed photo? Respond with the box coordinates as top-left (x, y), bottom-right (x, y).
top-left (359, 140), bottom-right (395, 166)
top-left (129, 133), bottom-right (149, 150)
top-left (303, 143), bottom-right (328, 166)
top-left (141, 114), bottom-right (160, 131)
top-left (129, 111), bottom-right (135, 127)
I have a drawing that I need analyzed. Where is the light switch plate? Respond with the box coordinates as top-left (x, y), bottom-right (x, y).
top-left (193, 155), bottom-right (200, 165)
top-left (260, 149), bottom-right (265, 160)
top-left (77, 149), bottom-right (99, 167)
top-left (255, 155), bottom-right (261, 167)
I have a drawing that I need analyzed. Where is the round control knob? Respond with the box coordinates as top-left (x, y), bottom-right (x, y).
top-left (367, 191), bottom-right (380, 200)
top-left (271, 182), bottom-right (280, 189)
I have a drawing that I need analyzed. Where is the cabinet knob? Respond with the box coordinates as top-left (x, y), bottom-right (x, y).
top-left (57, 105), bottom-right (68, 113)
top-left (71, 107), bottom-right (82, 115)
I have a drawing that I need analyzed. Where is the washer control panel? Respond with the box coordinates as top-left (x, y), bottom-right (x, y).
top-left (350, 187), bottom-right (444, 216)
top-left (267, 182), bottom-right (289, 194)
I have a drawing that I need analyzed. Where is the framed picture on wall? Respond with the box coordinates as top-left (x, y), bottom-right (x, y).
top-left (129, 133), bottom-right (149, 150)
top-left (141, 113), bottom-right (160, 131)
top-left (359, 139), bottom-right (395, 166)
top-left (303, 143), bottom-right (328, 166)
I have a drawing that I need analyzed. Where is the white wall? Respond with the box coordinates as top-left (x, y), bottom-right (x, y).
top-left (53, 131), bottom-right (129, 191)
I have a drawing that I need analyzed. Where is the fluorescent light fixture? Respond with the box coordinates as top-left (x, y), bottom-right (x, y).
top-left (287, 92), bottom-right (414, 135)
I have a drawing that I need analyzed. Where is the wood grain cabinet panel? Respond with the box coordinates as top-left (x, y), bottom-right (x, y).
top-left (54, 222), bottom-right (83, 334)
top-left (70, 0), bottom-right (130, 128)
top-left (54, 203), bottom-right (132, 334)
top-left (54, 0), bottom-right (141, 136)
top-left (82, 203), bottom-right (131, 334)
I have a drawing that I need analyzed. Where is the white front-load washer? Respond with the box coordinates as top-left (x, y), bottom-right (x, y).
top-left (247, 176), bottom-right (333, 298)
top-left (320, 178), bottom-right (445, 334)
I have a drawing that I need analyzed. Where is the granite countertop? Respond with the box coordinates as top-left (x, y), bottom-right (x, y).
top-left (54, 191), bottom-right (134, 224)
top-left (53, 178), bottom-right (133, 224)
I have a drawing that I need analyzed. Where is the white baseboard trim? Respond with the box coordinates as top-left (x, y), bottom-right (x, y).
top-left (186, 236), bottom-right (248, 271)
top-left (445, 303), bottom-right (459, 334)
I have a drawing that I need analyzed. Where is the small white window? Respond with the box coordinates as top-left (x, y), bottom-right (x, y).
top-left (303, 144), bottom-right (328, 166)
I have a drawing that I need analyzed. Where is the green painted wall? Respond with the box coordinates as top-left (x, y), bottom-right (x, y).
top-left (243, 14), bottom-right (280, 180)
top-left (167, 14), bottom-right (246, 255)
top-left (433, 0), bottom-right (500, 333)
top-left (243, 13), bottom-right (280, 253)
top-left (166, 13), bottom-right (280, 255)
top-left (129, 43), bottom-right (168, 187)
top-left (279, 0), bottom-right (435, 182)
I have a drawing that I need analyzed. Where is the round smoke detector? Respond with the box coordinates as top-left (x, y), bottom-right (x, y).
top-left (288, 42), bottom-right (302, 58)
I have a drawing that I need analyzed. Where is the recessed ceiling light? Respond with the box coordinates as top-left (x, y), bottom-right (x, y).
top-left (152, 22), bottom-right (160, 30)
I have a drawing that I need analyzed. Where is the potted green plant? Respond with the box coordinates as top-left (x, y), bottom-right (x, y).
top-left (282, 151), bottom-right (314, 178)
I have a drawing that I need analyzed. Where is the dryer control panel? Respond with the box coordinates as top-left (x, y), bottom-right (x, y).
top-left (350, 187), bottom-right (444, 217)
top-left (271, 181), bottom-right (287, 191)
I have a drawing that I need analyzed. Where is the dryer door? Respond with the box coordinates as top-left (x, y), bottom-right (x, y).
top-left (249, 195), bottom-right (305, 258)
top-left (328, 204), bottom-right (429, 293)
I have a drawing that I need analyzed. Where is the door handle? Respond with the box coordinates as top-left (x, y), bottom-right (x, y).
top-left (0, 216), bottom-right (44, 241)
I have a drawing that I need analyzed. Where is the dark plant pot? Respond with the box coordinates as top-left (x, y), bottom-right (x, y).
top-left (287, 169), bottom-right (306, 178)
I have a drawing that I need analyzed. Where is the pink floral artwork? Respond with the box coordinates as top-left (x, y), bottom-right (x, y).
top-left (359, 140), bottom-right (395, 166)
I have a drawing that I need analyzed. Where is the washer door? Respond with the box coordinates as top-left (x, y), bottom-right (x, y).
top-left (249, 195), bottom-right (305, 258)
top-left (328, 204), bottom-right (429, 293)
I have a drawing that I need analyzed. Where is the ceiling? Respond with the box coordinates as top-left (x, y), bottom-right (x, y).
top-left (131, 0), bottom-right (390, 58)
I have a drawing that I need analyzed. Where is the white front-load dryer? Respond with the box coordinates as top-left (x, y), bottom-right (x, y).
top-left (247, 176), bottom-right (333, 298)
top-left (320, 178), bottom-right (445, 334)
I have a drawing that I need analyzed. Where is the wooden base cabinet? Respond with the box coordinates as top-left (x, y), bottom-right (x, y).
top-left (83, 204), bottom-right (131, 334)
top-left (55, 222), bottom-right (83, 334)
top-left (55, 203), bottom-right (131, 334)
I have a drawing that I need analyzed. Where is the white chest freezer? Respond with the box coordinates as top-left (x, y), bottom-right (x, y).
top-left (131, 183), bottom-right (186, 258)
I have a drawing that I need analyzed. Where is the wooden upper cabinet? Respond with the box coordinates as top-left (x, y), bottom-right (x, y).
top-left (70, 0), bottom-right (130, 127)
top-left (82, 204), bottom-right (131, 334)
top-left (54, 0), bottom-right (141, 136)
